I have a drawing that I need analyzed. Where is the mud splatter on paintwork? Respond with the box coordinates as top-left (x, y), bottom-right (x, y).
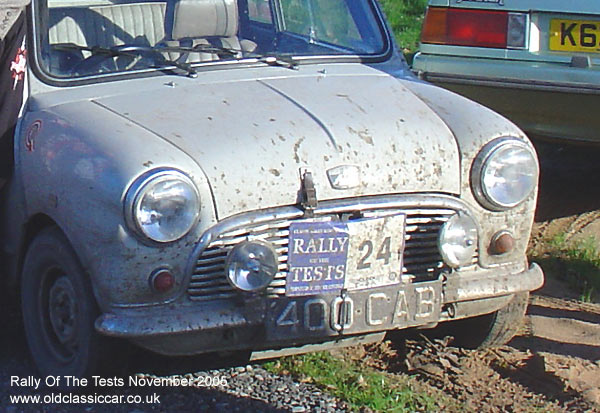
top-left (347, 126), bottom-right (374, 146)
top-left (293, 137), bottom-right (306, 164)
top-left (336, 93), bottom-right (367, 114)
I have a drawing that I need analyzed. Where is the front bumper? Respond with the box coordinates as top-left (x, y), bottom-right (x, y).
top-left (412, 53), bottom-right (600, 142)
top-left (95, 263), bottom-right (543, 355)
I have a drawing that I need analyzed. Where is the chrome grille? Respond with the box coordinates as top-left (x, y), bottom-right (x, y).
top-left (188, 206), bottom-right (473, 301)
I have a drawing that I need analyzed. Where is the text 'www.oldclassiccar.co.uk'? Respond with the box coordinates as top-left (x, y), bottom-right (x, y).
top-left (9, 374), bottom-right (229, 405)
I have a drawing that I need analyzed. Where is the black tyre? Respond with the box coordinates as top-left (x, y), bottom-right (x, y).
top-left (439, 292), bottom-right (529, 349)
top-left (21, 227), bottom-right (117, 377)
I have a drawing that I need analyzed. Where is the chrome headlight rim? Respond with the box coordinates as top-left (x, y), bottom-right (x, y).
top-left (471, 137), bottom-right (537, 211)
top-left (438, 212), bottom-right (479, 269)
top-left (125, 169), bottom-right (200, 244)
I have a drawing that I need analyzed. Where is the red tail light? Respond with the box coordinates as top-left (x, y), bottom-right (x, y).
top-left (422, 7), bottom-right (509, 48)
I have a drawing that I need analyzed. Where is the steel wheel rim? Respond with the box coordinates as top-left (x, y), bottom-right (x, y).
top-left (40, 269), bottom-right (80, 363)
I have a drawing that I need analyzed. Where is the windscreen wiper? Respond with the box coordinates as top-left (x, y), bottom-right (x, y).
top-left (164, 44), bottom-right (298, 70)
top-left (54, 43), bottom-right (199, 77)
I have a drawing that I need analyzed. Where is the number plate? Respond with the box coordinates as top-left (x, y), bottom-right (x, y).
top-left (286, 215), bottom-right (406, 296)
top-left (549, 19), bottom-right (600, 53)
top-left (266, 281), bottom-right (442, 340)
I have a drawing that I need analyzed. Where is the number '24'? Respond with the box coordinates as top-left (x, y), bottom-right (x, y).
top-left (357, 237), bottom-right (393, 270)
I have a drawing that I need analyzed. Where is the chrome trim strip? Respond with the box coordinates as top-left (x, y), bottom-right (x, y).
top-left (420, 72), bottom-right (600, 95)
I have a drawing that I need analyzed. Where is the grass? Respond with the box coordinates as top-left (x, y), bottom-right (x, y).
top-left (379, 0), bottom-right (428, 62)
top-left (530, 233), bottom-right (600, 302)
top-left (263, 351), bottom-right (444, 412)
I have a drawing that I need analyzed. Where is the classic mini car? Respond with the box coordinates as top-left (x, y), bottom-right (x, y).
top-left (6, 0), bottom-right (543, 376)
top-left (413, 0), bottom-right (600, 143)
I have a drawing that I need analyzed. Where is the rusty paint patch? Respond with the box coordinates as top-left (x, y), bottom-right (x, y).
top-left (25, 120), bottom-right (42, 152)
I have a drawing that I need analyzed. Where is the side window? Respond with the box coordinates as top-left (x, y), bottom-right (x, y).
top-left (248, 0), bottom-right (273, 24)
top-left (280, 0), bottom-right (362, 48)
top-left (279, 0), bottom-right (310, 34)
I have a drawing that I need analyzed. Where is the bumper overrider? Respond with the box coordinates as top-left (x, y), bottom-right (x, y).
top-left (95, 194), bottom-right (543, 356)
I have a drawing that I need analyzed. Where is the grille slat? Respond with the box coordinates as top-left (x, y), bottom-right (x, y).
top-left (194, 263), bottom-right (225, 273)
top-left (405, 240), bottom-right (439, 249)
top-left (189, 279), bottom-right (229, 288)
top-left (195, 255), bottom-right (228, 266)
top-left (188, 206), bottom-right (476, 301)
top-left (404, 255), bottom-right (443, 265)
top-left (189, 285), bottom-right (236, 294)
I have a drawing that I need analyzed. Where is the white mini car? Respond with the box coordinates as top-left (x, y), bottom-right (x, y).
top-left (5, 0), bottom-right (542, 377)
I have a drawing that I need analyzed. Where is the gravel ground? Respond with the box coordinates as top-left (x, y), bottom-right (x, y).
top-left (1, 364), bottom-right (349, 413)
top-left (0, 295), bottom-right (348, 413)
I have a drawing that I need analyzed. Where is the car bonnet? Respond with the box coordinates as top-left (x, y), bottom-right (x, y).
top-left (93, 71), bottom-right (460, 219)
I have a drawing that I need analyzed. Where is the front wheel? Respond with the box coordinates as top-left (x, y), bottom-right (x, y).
top-left (438, 292), bottom-right (529, 349)
top-left (21, 227), bottom-right (119, 377)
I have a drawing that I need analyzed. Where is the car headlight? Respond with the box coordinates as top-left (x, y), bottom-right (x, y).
top-left (126, 170), bottom-right (200, 243)
top-left (472, 138), bottom-right (538, 210)
top-left (226, 241), bottom-right (279, 292)
top-left (438, 213), bottom-right (478, 268)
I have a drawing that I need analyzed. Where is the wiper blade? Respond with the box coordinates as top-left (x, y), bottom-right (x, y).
top-left (54, 43), bottom-right (125, 57)
top-left (54, 43), bottom-right (198, 77)
top-left (116, 45), bottom-right (198, 77)
top-left (187, 43), bottom-right (242, 58)
top-left (54, 43), bottom-right (297, 74)
top-left (171, 44), bottom-right (299, 69)
top-left (158, 45), bottom-right (299, 70)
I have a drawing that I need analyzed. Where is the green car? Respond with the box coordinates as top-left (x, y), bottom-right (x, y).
top-left (413, 0), bottom-right (600, 143)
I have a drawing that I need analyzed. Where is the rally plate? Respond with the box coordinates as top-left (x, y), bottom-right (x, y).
top-left (286, 214), bottom-right (406, 297)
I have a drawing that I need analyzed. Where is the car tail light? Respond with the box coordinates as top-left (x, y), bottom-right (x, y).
top-left (421, 7), bottom-right (527, 49)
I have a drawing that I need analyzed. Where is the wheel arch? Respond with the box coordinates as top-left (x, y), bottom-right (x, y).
top-left (11, 214), bottom-right (73, 291)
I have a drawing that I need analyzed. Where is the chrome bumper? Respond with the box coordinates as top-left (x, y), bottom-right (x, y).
top-left (96, 263), bottom-right (543, 339)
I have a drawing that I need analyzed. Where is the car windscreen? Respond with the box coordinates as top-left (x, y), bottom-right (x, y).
top-left (33, 0), bottom-right (389, 80)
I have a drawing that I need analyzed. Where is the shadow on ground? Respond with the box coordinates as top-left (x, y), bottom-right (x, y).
top-left (532, 138), bottom-right (600, 221)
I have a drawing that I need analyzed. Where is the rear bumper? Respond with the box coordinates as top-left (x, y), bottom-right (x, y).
top-left (413, 53), bottom-right (600, 142)
top-left (95, 263), bottom-right (543, 355)
top-left (413, 52), bottom-right (600, 93)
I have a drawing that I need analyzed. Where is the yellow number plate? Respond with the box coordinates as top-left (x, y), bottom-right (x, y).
top-left (549, 19), bottom-right (600, 52)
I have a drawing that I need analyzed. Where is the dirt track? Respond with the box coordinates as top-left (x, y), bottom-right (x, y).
top-left (349, 139), bottom-right (600, 412)
top-left (362, 278), bottom-right (600, 412)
